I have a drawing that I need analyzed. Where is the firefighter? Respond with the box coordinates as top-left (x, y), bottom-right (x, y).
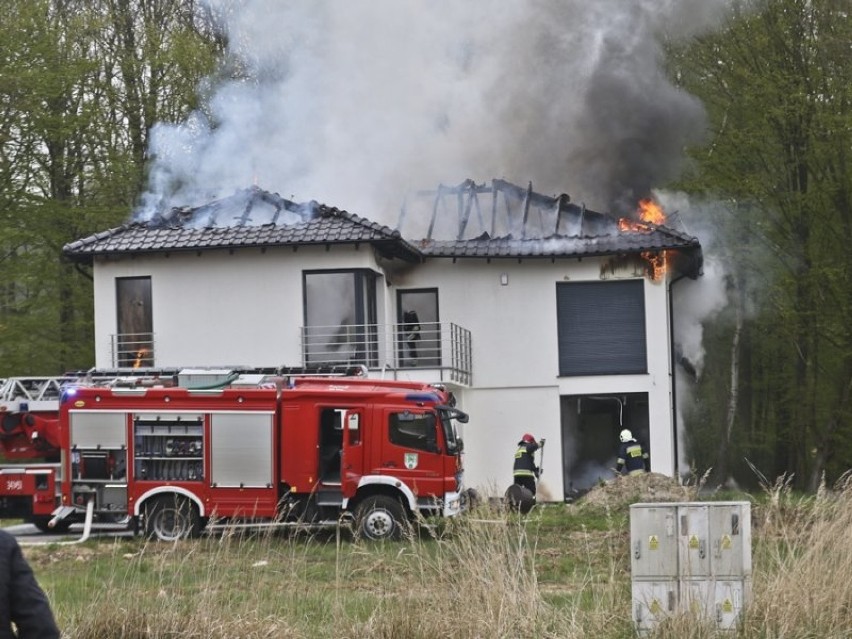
top-left (512, 433), bottom-right (541, 496)
top-left (402, 309), bottom-right (422, 362)
top-left (615, 429), bottom-right (649, 476)
top-left (0, 529), bottom-right (60, 638)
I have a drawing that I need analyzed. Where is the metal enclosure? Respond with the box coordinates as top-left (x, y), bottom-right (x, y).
top-left (630, 501), bottom-right (752, 633)
top-left (630, 503), bottom-right (679, 578)
top-left (680, 577), bottom-right (752, 631)
top-left (632, 579), bottom-right (678, 634)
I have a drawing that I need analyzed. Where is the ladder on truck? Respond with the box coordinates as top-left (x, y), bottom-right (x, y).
top-left (1, 364), bottom-right (369, 413)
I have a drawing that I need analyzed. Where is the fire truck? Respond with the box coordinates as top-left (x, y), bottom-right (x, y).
top-left (0, 372), bottom-right (182, 531)
top-left (0, 376), bottom-right (74, 531)
top-left (50, 372), bottom-right (468, 541)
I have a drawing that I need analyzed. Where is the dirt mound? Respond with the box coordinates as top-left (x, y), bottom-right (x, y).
top-left (579, 472), bottom-right (698, 508)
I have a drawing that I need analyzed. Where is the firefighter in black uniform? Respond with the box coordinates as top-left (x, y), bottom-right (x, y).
top-left (512, 433), bottom-right (541, 496)
top-left (615, 429), bottom-right (649, 476)
top-left (402, 309), bottom-right (422, 363)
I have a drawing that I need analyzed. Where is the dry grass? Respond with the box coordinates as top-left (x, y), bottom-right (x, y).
top-left (15, 474), bottom-right (852, 638)
top-left (743, 472), bottom-right (852, 638)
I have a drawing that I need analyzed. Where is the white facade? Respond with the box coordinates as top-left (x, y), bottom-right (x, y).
top-left (88, 241), bottom-right (681, 503)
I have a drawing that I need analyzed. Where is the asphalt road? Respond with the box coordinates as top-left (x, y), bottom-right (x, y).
top-left (5, 522), bottom-right (135, 545)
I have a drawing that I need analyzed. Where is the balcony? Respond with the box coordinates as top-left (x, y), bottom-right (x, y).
top-left (111, 333), bottom-right (156, 368)
top-left (110, 323), bottom-right (473, 387)
top-left (300, 322), bottom-right (472, 386)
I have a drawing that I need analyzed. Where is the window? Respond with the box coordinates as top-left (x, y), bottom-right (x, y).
top-left (389, 411), bottom-right (438, 452)
top-left (397, 288), bottom-right (440, 367)
top-left (556, 280), bottom-right (647, 376)
top-left (116, 277), bottom-right (153, 367)
top-left (303, 270), bottom-right (378, 366)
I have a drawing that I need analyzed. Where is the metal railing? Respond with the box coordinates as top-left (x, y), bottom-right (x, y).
top-left (300, 321), bottom-right (472, 385)
top-left (111, 333), bottom-right (155, 368)
top-left (110, 324), bottom-right (474, 385)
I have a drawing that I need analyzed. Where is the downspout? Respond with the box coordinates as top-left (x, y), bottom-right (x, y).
top-left (668, 272), bottom-right (688, 479)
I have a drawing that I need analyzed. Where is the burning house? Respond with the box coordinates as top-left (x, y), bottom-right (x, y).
top-left (63, 179), bottom-right (702, 500)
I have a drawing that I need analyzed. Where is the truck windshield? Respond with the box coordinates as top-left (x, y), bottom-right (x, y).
top-left (438, 408), bottom-right (462, 454)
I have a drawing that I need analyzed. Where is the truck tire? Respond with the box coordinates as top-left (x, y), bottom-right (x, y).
top-left (31, 516), bottom-right (71, 534)
top-left (144, 496), bottom-right (200, 541)
top-left (355, 495), bottom-right (409, 541)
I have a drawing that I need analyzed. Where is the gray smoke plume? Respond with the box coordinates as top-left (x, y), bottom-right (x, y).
top-left (138, 0), bottom-right (734, 226)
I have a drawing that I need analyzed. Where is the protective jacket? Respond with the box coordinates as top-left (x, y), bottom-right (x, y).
top-left (513, 441), bottom-right (540, 478)
top-left (616, 439), bottom-right (649, 476)
top-left (0, 530), bottom-right (60, 639)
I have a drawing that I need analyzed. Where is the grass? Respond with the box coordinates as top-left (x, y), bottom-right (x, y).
top-left (11, 474), bottom-right (852, 638)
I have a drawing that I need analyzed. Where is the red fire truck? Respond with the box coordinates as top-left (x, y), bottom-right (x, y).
top-left (51, 374), bottom-right (468, 541)
top-left (0, 377), bottom-right (72, 531)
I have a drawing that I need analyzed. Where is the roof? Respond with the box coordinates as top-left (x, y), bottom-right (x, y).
top-left (416, 226), bottom-right (700, 259)
top-left (63, 187), bottom-right (422, 263)
top-left (63, 185), bottom-right (703, 277)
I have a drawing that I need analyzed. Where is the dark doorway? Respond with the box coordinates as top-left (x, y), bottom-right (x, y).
top-left (560, 393), bottom-right (650, 498)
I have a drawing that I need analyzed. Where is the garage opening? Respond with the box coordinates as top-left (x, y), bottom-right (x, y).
top-left (560, 393), bottom-right (650, 499)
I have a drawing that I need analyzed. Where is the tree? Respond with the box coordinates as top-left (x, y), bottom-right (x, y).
top-left (670, 0), bottom-right (852, 489)
top-left (0, 0), bottom-right (225, 375)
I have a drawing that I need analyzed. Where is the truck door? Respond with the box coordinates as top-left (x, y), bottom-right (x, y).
top-left (381, 408), bottom-right (443, 499)
top-left (339, 409), bottom-right (364, 498)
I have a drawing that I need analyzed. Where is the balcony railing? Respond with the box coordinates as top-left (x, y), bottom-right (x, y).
top-left (110, 323), bottom-right (473, 386)
top-left (111, 333), bottom-right (156, 368)
top-left (301, 322), bottom-right (472, 386)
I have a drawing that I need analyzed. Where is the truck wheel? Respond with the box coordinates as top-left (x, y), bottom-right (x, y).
top-left (355, 495), bottom-right (409, 541)
top-left (31, 516), bottom-right (71, 534)
top-left (144, 496), bottom-right (200, 541)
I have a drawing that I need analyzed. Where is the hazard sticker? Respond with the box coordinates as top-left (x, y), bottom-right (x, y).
top-left (649, 599), bottom-right (661, 614)
top-left (649, 535), bottom-right (659, 550)
top-left (721, 534), bottom-right (732, 550)
top-left (722, 598), bottom-right (733, 613)
top-left (689, 534), bottom-right (699, 549)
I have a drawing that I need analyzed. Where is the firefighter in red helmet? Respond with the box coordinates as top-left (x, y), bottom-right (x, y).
top-left (512, 433), bottom-right (541, 496)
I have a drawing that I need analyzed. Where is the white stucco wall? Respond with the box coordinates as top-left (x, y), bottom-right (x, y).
top-left (92, 245), bottom-right (383, 368)
top-left (395, 256), bottom-right (675, 498)
top-left (91, 247), bottom-right (678, 501)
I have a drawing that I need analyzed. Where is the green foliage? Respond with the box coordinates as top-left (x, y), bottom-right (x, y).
top-left (0, 0), bottom-right (225, 375)
top-left (669, 0), bottom-right (852, 489)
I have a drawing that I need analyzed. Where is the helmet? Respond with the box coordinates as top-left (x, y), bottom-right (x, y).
top-left (521, 433), bottom-right (536, 444)
top-left (619, 429), bottom-right (633, 443)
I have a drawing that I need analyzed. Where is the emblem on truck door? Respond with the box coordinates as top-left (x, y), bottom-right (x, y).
top-left (404, 453), bottom-right (419, 470)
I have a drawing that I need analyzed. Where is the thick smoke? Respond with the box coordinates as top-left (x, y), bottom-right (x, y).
top-left (139, 0), bottom-right (733, 227)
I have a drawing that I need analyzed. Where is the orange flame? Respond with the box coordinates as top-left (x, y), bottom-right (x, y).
top-left (133, 348), bottom-right (150, 369)
top-left (638, 198), bottom-right (665, 224)
top-left (617, 199), bottom-right (668, 281)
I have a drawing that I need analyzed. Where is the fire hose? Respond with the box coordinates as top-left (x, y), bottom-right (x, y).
top-left (16, 499), bottom-right (94, 547)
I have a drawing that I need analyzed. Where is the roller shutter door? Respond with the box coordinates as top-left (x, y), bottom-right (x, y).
top-left (556, 280), bottom-right (647, 376)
